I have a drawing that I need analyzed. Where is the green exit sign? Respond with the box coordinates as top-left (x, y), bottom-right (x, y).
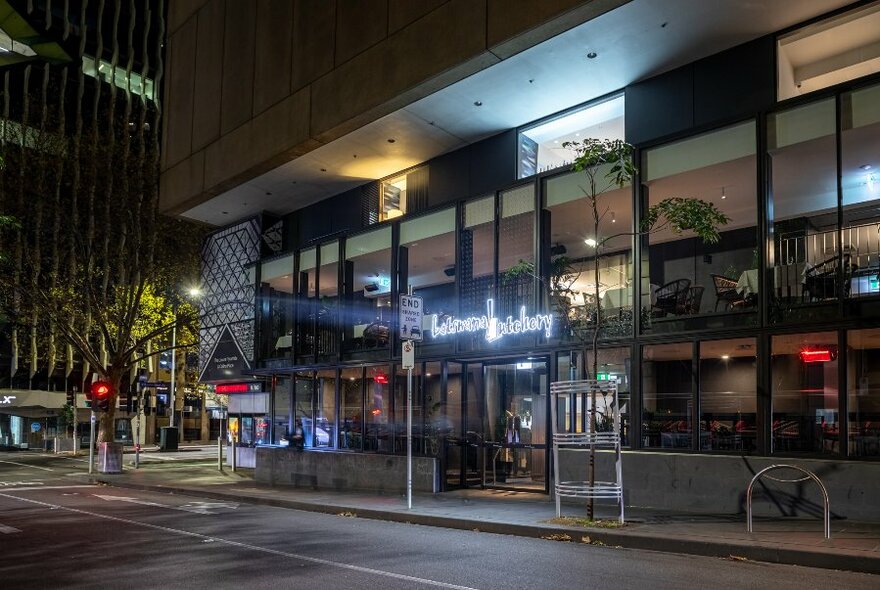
top-left (597, 372), bottom-right (609, 380)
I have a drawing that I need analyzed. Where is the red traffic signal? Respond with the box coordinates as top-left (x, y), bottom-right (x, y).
top-left (90, 381), bottom-right (114, 412)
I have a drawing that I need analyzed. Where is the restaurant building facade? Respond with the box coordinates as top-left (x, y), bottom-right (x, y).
top-left (168, 1), bottom-right (880, 519)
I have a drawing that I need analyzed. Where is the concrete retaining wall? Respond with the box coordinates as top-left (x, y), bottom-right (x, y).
top-left (256, 448), bottom-right (439, 494)
top-left (559, 451), bottom-right (880, 522)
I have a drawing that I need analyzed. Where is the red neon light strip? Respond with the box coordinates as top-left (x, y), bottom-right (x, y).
top-left (800, 349), bottom-right (833, 363)
top-left (215, 383), bottom-right (250, 394)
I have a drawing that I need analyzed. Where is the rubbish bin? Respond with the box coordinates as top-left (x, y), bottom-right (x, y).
top-left (159, 426), bottom-right (178, 451)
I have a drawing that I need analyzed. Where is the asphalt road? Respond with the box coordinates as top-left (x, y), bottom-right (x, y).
top-left (1, 452), bottom-right (876, 590)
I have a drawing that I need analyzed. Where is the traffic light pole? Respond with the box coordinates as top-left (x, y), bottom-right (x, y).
top-left (134, 382), bottom-right (142, 469)
top-left (71, 388), bottom-right (78, 457)
top-left (88, 410), bottom-right (96, 474)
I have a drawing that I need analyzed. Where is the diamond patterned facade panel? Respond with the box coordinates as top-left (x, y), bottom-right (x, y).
top-left (199, 218), bottom-right (261, 379)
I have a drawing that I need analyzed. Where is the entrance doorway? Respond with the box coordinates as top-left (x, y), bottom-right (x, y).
top-left (444, 358), bottom-right (549, 492)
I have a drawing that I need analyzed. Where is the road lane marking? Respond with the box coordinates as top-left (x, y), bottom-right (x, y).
top-left (0, 460), bottom-right (54, 471)
top-left (5, 485), bottom-right (95, 492)
top-left (0, 481), bottom-right (43, 487)
top-left (94, 494), bottom-right (220, 515)
top-left (0, 523), bottom-right (22, 534)
top-left (0, 492), bottom-right (481, 590)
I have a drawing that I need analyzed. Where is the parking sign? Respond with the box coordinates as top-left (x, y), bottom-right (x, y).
top-left (399, 294), bottom-right (424, 341)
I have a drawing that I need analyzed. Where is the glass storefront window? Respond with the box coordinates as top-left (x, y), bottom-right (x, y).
top-left (423, 361), bottom-right (443, 456)
top-left (642, 342), bottom-right (693, 449)
top-left (365, 366), bottom-right (392, 452)
top-left (518, 94), bottom-right (625, 178)
top-left (400, 208), bottom-right (456, 348)
top-left (296, 248), bottom-right (317, 358)
top-left (259, 255), bottom-right (293, 358)
top-left (317, 242), bottom-right (339, 359)
top-left (499, 185), bottom-right (536, 346)
top-left (699, 338), bottom-right (757, 453)
top-left (344, 228), bottom-right (393, 353)
top-left (768, 99), bottom-right (838, 319)
top-left (460, 196), bottom-right (495, 350)
top-left (315, 369), bottom-right (336, 448)
top-left (394, 363), bottom-right (423, 454)
top-left (644, 121), bottom-right (757, 331)
top-left (846, 329), bottom-right (880, 458)
top-left (272, 377), bottom-right (292, 446)
top-left (842, 83), bottom-right (880, 299)
top-left (545, 169), bottom-right (633, 341)
top-left (339, 367), bottom-right (363, 450)
top-left (586, 348), bottom-right (631, 446)
top-left (771, 332), bottom-right (839, 455)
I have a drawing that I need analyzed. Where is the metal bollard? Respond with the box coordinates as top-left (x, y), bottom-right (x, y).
top-left (217, 436), bottom-right (223, 471)
top-left (231, 437), bottom-right (237, 472)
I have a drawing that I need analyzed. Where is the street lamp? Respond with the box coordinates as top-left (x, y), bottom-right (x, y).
top-left (169, 286), bottom-right (202, 432)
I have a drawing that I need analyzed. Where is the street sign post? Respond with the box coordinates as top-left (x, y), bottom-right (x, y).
top-left (401, 287), bottom-right (422, 510)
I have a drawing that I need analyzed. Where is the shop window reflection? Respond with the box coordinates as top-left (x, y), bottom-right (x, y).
top-left (642, 342), bottom-right (693, 449)
top-left (344, 229), bottom-right (393, 354)
top-left (847, 330), bottom-right (880, 458)
top-left (771, 332), bottom-right (839, 455)
top-left (339, 368), bottom-right (363, 450)
top-left (365, 366), bottom-right (392, 452)
top-left (643, 121), bottom-right (757, 331)
top-left (699, 338), bottom-right (757, 453)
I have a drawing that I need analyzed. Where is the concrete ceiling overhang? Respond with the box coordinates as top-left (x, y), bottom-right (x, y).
top-left (180, 0), bottom-right (854, 227)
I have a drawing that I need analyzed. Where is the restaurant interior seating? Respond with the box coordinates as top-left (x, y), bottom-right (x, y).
top-left (711, 274), bottom-right (748, 311)
top-left (652, 279), bottom-right (691, 316)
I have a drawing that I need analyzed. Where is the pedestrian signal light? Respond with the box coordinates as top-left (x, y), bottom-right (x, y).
top-left (91, 381), bottom-right (113, 412)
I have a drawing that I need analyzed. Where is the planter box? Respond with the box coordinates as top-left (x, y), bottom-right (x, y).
top-left (256, 447), bottom-right (439, 493)
top-left (98, 442), bottom-right (124, 474)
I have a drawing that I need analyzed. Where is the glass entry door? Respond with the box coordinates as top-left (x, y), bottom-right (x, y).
top-left (482, 359), bottom-right (548, 491)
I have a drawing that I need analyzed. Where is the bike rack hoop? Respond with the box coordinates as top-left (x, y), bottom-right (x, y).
top-left (746, 464), bottom-right (831, 540)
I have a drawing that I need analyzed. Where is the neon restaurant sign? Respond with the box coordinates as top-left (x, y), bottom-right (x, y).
top-left (430, 299), bottom-right (553, 342)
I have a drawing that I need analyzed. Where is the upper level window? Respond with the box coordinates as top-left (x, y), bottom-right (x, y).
top-left (778, 1), bottom-right (880, 101)
top-left (518, 94), bottom-right (624, 178)
top-left (379, 166), bottom-right (428, 222)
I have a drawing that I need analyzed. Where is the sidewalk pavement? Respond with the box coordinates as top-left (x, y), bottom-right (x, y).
top-left (86, 461), bottom-right (880, 575)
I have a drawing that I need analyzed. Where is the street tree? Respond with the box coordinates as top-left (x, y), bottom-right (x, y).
top-left (0, 62), bottom-right (204, 443)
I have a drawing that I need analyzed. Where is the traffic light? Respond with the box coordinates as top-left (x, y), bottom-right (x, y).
top-left (91, 381), bottom-right (114, 412)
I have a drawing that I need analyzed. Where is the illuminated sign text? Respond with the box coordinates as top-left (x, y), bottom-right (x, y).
top-left (431, 299), bottom-right (553, 342)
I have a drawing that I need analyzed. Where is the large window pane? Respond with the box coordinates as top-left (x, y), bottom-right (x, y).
top-left (847, 329), bottom-right (880, 458)
top-left (460, 196), bottom-right (495, 351)
top-left (259, 255), bottom-right (293, 358)
top-left (518, 94), bottom-right (624, 178)
top-left (423, 361), bottom-right (444, 456)
top-left (499, 185), bottom-right (536, 346)
top-left (365, 365), bottom-right (392, 452)
top-left (293, 371), bottom-right (314, 448)
top-left (771, 332), bottom-right (839, 455)
top-left (394, 363), bottom-right (423, 455)
top-left (317, 242), bottom-right (339, 359)
top-left (545, 169), bottom-right (633, 341)
top-left (586, 347), bottom-right (631, 446)
top-left (642, 342), bottom-right (693, 449)
top-left (339, 367), bottom-right (363, 450)
top-left (768, 100), bottom-right (839, 318)
top-left (272, 376), bottom-right (291, 446)
top-left (644, 121), bottom-right (757, 331)
top-left (315, 369), bottom-right (336, 448)
top-left (842, 83), bottom-right (880, 299)
top-left (344, 228), bottom-right (392, 353)
top-left (699, 338), bottom-right (757, 453)
top-left (400, 208), bottom-right (456, 348)
top-left (295, 248), bottom-right (316, 359)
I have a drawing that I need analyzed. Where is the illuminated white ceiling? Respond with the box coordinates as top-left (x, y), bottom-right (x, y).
top-left (182, 0), bottom-right (854, 227)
